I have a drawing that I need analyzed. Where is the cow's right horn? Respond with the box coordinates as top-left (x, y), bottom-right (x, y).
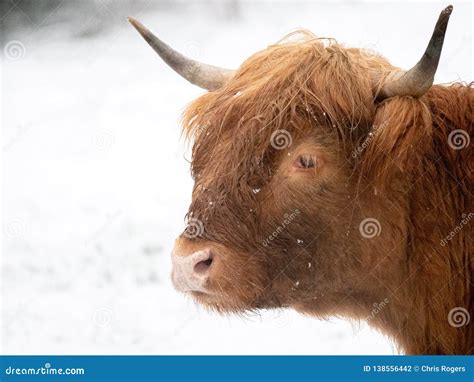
top-left (378, 5), bottom-right (453, 99)
top-left (128, 17), bottom-right (235, 91)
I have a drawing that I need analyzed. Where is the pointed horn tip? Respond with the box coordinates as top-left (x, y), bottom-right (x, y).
top-left (127, 16), bottom-right (150, 36)
top-left (127, 16), bottom-right (141, 29)
top-left (443, 5), bottom-right (453, 14)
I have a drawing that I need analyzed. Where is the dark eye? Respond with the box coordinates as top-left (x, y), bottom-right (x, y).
top-left (294, 154), bottom-right (316, 169)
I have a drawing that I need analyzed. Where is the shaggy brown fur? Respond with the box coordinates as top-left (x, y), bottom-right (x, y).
top-left (177, 31), bottom-right (473, 354)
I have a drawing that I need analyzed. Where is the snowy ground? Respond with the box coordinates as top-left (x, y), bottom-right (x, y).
top-left (1, 1), bottom-right (471, 354)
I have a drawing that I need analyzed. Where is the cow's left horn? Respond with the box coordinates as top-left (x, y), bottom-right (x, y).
top-left (379, 5), bottom-right (453, 99)
top-left (128, 17), bottom-right (235, 91)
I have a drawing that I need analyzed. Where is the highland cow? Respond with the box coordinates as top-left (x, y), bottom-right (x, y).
top-left (129, 5), bottom-right (473, 354)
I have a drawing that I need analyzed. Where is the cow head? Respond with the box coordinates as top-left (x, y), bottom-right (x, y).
top-left (129, 6), bottom-right (452, 314)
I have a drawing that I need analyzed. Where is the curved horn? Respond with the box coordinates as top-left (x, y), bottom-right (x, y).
top-left (379, 5), bottom-right (453, 99)
top-left (128, 17), bottom-right (235, 91)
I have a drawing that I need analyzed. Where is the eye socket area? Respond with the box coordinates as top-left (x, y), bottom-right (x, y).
top-left (293, 154), bottom-right (316, 170)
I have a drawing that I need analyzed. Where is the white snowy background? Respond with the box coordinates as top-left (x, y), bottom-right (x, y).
top-left (1, 0), bottom-right (471, 354)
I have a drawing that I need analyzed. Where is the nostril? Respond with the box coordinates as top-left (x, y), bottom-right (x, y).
top-left (171, 248), bottom-right (214, 292)
top-left (194, 257), bottom-right (213, 275)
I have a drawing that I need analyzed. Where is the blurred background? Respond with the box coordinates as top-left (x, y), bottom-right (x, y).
top-left (1, 0), bottom-right (471, 354)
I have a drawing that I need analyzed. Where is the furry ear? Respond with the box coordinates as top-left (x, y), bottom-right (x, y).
top-left (357, 96), bottom-right (433, 190)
